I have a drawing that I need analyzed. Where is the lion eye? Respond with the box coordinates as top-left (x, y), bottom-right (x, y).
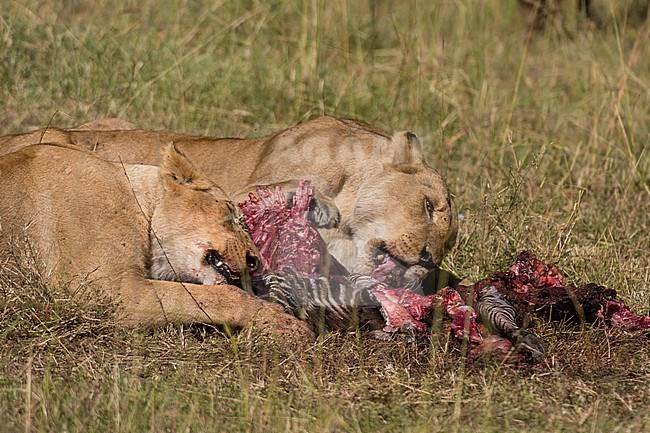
top-left (425, 198), bottom-right (435, 220)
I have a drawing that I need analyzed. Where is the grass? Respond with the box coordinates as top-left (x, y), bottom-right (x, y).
top-left (1, 0), bottom-right (649, 431)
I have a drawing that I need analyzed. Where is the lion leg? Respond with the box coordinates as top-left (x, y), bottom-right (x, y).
top-left (114, 276), bottom-right (315, 341)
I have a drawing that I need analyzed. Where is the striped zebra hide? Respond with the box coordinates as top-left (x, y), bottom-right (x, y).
top-left (240, 181), bottom-right (487, 349)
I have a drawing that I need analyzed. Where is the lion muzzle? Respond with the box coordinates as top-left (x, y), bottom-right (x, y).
top-left (417, 243), bottom-right (435, 270)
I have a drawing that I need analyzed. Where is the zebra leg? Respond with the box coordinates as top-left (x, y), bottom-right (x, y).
top-left (263, 269), bottom-right (382, 332)
top-left (262, 271), bottom-right (310, 321)
top-left (476, 286), bottom-right (547, 361)
top-left (510, 329), bottom-right (547, 362)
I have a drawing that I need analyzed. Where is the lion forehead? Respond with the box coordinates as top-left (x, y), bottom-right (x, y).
top-left (352, 167), bottom-right (457, 248)
top-left (354, 179), bottom-right (446, 228)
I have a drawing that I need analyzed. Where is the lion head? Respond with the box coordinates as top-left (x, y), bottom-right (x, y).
top-left (147, 144), bottom-right (262, 288)
top-left (322, 129), bottom-right (458, 282)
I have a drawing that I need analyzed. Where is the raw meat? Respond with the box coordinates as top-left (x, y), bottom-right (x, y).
top-left (240, 183), bottom-right (649, 362)
top-left (239, 181), bottom-right (484, 345)
top-left (474, 251), bottom-right (650, 331)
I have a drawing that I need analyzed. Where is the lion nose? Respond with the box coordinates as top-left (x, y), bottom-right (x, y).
top-left (245, 251), bottom-right (262, 274)
top-left (418, 243), bottom-right (435, 269)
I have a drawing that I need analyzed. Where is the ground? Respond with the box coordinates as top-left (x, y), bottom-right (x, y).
top-left (0, 1), bottom-right (648, 431)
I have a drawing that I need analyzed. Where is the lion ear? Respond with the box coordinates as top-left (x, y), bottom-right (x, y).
top-left (161, 142), bottom-right (213, 191)
top-left (391, 131), bottom-right (425, 166)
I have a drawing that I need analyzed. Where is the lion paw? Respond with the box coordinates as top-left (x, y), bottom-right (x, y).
top-left (253, 306), bottom-right (316, 344)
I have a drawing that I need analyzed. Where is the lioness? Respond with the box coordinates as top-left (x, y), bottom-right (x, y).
top-left (0, 116), bottom-right (458, 285)
top-left (0, 142), bottom-right (313, 339)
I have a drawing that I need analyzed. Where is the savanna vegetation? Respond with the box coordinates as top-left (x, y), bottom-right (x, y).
top-left (0, 1), bottom-right (648, 431)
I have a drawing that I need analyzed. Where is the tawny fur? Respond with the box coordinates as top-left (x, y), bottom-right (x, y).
top-left (0, 116), bottom-right (458, 279)
top-left (0, 143), bottom-right (312, 339)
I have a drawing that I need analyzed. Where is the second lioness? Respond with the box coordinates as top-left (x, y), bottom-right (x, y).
top-left (0, 116), bottom-right (458, 283)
